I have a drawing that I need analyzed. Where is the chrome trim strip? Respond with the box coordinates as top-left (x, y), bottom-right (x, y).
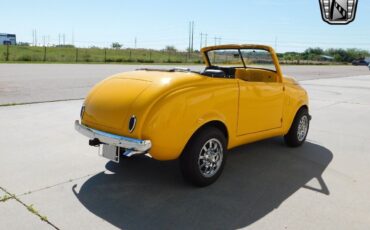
top-left (74, 120), bottom-right (151, 152)
top-left (122, 149), bottom-right (143, 157)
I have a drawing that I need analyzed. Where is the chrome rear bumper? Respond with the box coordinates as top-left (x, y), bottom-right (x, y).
top-left (74, 120), bottom-right (151, 152)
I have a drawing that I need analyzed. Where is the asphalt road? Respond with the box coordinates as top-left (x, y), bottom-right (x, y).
top-left (0, 72), bottom-right (370, 229)
top-left (0, 64), bottom-right (369, 104)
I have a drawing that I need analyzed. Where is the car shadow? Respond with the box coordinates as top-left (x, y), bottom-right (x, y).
top-left (73, 138), bottom-right (333, 230)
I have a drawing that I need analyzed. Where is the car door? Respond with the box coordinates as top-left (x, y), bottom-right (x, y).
top-left (237, 79), bottom-right (284, 135)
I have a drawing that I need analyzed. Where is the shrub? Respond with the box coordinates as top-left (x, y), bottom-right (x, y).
top-left (16, 54), bottom-right (33, 61)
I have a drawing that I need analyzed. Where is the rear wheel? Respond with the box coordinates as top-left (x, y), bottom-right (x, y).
top-left (180, 127), bottom-right (227, 187)
top-left (284, 108), bottom-right (310, 147)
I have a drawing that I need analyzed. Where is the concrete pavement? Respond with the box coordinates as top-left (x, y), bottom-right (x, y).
top-left (0, 64), bottom-right (369, 104)
top-left (0, 75), bottom-right (370, 229)
top-left (0, 200), bottom-right (51, 230)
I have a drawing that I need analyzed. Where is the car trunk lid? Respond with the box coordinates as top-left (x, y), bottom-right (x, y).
top-left (83, 78), bottom-right (151, 132)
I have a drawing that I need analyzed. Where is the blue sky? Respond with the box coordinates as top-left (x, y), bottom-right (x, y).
top-left (1, 0), bottom-right (369, 52)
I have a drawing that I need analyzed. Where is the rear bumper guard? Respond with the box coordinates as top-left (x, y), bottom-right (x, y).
top-left (74, 120), bottom-right (151, 153)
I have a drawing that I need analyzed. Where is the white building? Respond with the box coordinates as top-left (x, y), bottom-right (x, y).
top-left (0, 33), bottom-right (16, 45)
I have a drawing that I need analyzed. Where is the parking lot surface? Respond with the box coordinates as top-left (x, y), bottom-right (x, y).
top-left (0, 64), bottom-right (369, 104)
top-left (1, 69), bottom-right (370, 229)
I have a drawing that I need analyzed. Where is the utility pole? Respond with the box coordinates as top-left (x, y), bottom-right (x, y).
top-left (35, 30), bottom-right (37, 46)
top-left (188, 22), bottom-right (191, 54)
top-left (214, 37), bottom-right (221, 46)
top-left (63, 34), bottom-right (66, 45)
top-left (188, 21), bottom-right (195, 54)
top-left (188, 21), bottom-right (191, 57)
top-left (135, 37), bottom-right (137, 49)
top-left (72, 30), bottom-right (75, 46)
top-left (191, 21), bottom-right (194, 52)
top-left (200, 33), bottom-right (203, 50)
top-left (275, 36), bottom-right (278, 51)
top-left (58, 34), bottom-right (61, 45)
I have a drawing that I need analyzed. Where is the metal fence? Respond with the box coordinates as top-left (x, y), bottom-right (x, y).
top-left (0, 45), bottom-right (203, 64)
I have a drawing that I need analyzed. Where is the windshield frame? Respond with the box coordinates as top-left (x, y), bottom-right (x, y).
top-left (205, 48), bottom-right (278, 73)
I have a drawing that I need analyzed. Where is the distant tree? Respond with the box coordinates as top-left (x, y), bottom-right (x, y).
top-left (302, 47), bottom-right (324, 60)
top-left (280, 47), bottom-right (370, 63)
top-left (282, 52), bottom-right (301, 61)
top-left (304, 47), bottom-right (324, 55)
top-left (55, 44), bottom-right (75, 48)
top-left (112, 42), bottom-right (123, 49)
top-left (346, 48), bottom-right (369, 60)
top-left (164, 45), bottom-right (177, 52)
top-left (17, 42), bottom-right (30, 46)
top-left (325, 48), bottom-right (346, 62)
top-left (324, 48), bottom-right (369, 62)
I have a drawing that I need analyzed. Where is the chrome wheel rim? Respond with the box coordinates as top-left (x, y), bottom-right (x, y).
top-left (297, 115), bottom-right (309, 142)
top-left (198, 138), bottom-right (223, 178)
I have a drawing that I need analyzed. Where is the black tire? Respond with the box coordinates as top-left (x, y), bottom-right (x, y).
top-left (180, 127), bottom-right (227, 187)
top-left (284, 107), bottom-right (310, 147)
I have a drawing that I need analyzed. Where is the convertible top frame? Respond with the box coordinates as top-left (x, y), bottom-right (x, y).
top-left (201, 44), bottom-right (283, 82)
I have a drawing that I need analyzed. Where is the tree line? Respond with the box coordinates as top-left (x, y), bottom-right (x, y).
top-left (281, 47), bottom-right (370, 63)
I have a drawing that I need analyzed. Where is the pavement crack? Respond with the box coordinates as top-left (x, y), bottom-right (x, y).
top-left (0, 189), bottom-right (14, 203)
top-left (0, 186), bottom-right (60, 230)
top-left (0, 98), bottom-right (84, 107)
top-left (18, 173), bottom-right (96, 197)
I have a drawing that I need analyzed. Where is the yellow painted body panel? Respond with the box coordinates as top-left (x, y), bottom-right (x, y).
top-left (81, 45), bottom-right (309, 161)
top-left (237, 80), bottom-right (284, 135)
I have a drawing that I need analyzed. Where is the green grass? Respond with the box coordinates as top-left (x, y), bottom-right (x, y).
top-left (0, 45), bottom-right (203, 64)
top-left (0, 45), bottom-right (347, 65)
top-left (0, 194), bottom-right (11, 202)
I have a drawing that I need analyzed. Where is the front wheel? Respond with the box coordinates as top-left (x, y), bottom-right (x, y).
top-left (180, 127), bottom-right (227, 187)
top-left (284, 108), bottom-right (310, 147)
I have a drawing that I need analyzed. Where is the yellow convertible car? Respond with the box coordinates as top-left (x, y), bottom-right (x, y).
top-left (75, 44), bottom-right (310, 186)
